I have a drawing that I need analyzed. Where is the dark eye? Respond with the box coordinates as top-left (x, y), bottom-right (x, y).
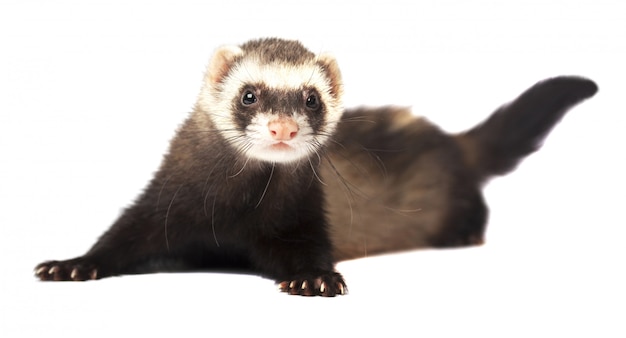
top-left (241, 91), bottom-right (257, 106)
top-left (305, 93), bottom-right (320, 110)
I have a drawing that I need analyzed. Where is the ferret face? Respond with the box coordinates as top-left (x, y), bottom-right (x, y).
top-left (197, 38), bottom-right (343, 164)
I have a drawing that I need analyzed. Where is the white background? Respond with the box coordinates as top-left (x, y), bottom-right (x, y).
top-left (1, 0), bottom-right (625, 336)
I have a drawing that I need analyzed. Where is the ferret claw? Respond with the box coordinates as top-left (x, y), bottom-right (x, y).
top-left (34, 260), bottom-right (99, 281)
top-left (278, 272), bottom-right (346, 297)
top-left (338, 283), bottom-right (345, 295)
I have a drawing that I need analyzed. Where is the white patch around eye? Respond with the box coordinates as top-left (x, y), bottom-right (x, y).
top-left (214, 58), bottom-right (342, 126)
top-left (231, 58), bottom-right (327, 90)
top-left (239, 112), bottom-right (318, 163)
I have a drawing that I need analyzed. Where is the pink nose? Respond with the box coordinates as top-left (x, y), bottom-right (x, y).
top-left (268, 119), bottom-right (299, 141)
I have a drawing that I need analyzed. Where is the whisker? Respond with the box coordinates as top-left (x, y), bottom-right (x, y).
top-left (322, 144), bottom-right (373, 199)
top-left (324, 115), bottom-right (377, 125)
top-left (202, 159), bottom-right (224, 196)
top-left (255, 163), bottom-right (275, 208)
top-left (156, 175), bottom-right (173, 212)
top-left (164, 184), bottom-right (184, 252)
top-left (211, 197), bottom-right (220, 247)
top-left (305, 61), bottom-right (318, 88)
top-left (323, 138), bottom-right (421, 218)
top-left (290, 158), bottom-right (302, 174)
top-left (182, 127), bottom-right (241, 134)
top-left (321, 152), bottom-right (356, 230)
top-left (203, 158), bottom-right (226, 217)
top-left (383, 206), bottom-right (423, 216)
top-left (321, 152), bottom-right (363, 199)
top-left (308, 155), bottom-right (326, 186)
top-left (361, 145), bottom-right (389, 181)
top-left (309, 138), bottom-right (324, 164)
top-left (229, 151), bottom-right (251, 178)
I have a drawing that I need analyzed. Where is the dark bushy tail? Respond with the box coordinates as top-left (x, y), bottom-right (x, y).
top-left (457, 76), bottom-right (598, 181)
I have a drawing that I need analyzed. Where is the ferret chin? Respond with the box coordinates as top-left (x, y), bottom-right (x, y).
top-left (243, 112), bottom-right (319, 164)
top-left (34, 37), bottom-right (598, 297)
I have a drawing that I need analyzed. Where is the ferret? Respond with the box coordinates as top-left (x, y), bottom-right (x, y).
top-left (34, 38), bottom-right (598, 297)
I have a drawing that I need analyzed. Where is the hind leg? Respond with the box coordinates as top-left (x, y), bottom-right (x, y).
top-left (429, 188), bottom-right (488, 248)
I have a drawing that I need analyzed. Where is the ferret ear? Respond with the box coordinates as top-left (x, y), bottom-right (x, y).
top-left (206, 45), bottom-right (244, 85)
top-left (317, 53), bottom-right (343, 99)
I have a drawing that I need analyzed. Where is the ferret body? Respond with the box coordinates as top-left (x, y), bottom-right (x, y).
top-left (35, 38), bottom-right (598, 296)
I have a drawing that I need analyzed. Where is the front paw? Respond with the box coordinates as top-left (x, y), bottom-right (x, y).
top-left (278, 272), bottom-right (347, 297)
top-left (35, 259), bottom-right (98, 281)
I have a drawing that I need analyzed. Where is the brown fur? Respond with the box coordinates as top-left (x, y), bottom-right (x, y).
top-left (33, 38), bottom-right (597, 298)
top-left (324, 75), bottom-right (598, 260)
top-left (324, 107), bottom-right (478, 260)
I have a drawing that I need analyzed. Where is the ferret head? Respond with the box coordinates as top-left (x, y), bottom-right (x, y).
top-left (197, 38), bottom-right (343, 164)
